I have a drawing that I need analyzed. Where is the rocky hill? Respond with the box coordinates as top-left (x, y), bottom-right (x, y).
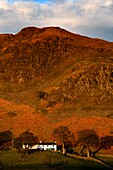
top-left (1, 26), bottom-right (113, 139)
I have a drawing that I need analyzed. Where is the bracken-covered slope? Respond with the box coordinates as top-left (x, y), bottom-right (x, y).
top-left (1, 26), bottom-right (113, 139)
top-left (0, 98), bottom-right (113, 140)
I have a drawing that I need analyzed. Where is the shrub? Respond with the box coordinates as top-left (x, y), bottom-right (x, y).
top-left (7, 111), bottom-right (17, 117)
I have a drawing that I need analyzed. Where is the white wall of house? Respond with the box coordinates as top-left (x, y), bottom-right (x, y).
top-left (38, 144), bottom-right (57, 151)
top-left (22, 143), bottom-right (57, 151)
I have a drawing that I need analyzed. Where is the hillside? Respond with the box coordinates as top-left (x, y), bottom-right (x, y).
top-left (0, 26), bottom-right (113, 141)
top-left (0, 98), bottom-right (113, 139)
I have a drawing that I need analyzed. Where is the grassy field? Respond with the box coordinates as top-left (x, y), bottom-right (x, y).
top-left (97, 155), bottom-right (113, 167)
top-left (0, 150), bottom-right (112, 170)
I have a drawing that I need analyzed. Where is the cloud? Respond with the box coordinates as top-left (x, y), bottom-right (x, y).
top-left (0, 0), bottom-right (113, 41)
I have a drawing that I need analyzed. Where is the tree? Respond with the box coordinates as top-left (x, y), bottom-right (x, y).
top-left (14, 137), bottom-right (23, 149)
top-left (92, 136), bottom-right (113, 157)
top-left (20, 130), bottom-right (38, 149)
top-left (0, 130), bottom-right (13, 148)
top-left (53, 126), bottom-right (75, 154)
top-left (77, 130), bottom-right (99, 157)
top-left (100, 136), bottom-right (113, 149)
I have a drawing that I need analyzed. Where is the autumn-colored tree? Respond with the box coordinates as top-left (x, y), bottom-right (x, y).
top-left (53, 126), bottom-right (75, 154)
top-left (20, 130), bottom-right (38, 149)
top-left (77, 130), bottom-right (99, 157)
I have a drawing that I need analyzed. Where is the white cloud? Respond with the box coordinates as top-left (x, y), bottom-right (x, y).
top-left (0, 0), bottom-right (113, 41)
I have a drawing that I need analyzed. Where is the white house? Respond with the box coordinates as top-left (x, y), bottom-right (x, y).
top-left (22, 142), bottom-right (57, 151)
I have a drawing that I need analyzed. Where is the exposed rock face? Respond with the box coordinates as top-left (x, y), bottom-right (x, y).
top-left (43, 64), bottom-right (113, 108)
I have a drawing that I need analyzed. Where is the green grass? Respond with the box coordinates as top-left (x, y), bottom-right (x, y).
top-left (97, 155), bottom-right (113, 167)
top-left (0, 150), bottom-right (111, 170)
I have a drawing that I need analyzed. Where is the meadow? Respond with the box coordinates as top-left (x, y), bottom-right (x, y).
top-left (0, 150), bottom-right (112, 170)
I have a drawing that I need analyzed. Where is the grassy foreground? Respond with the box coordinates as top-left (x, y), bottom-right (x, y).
top-left (0, 150), bottom-right (112, 170)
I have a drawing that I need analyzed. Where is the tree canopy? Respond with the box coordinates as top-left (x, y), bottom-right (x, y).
top-left (0, 130), bottom-right (13, 148)
top-left (15, 130), bottom-right (38, 149)
top-left (77, 129), bottom-right (99, 157)
top-left (53, 126), bottom-right (75, 154)
top-left (100, 136), bottom-right (113, 149)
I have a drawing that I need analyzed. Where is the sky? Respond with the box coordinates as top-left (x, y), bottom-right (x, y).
top-left (0, 0), bottom-right (113, 41)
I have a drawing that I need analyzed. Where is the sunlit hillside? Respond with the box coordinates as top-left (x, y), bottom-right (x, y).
top-left (0, 27), bottom-right (113, 152)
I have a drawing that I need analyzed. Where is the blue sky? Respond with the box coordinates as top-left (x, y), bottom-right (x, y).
top-left (0, 0), bottom-right (113, 41)
top-left (26, 0), bottom-right (47, 3)
top-left (35, 0), bottom-right (48, 2)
